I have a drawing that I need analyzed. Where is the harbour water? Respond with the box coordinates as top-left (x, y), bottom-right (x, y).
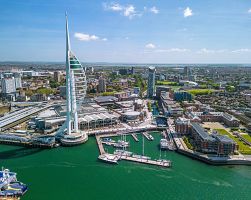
top-left (1, 132), bottom-right (251, 200)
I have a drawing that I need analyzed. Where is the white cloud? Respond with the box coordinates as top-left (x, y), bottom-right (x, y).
top-left (248, 8), bottom-right (251, 13)
top-left (103, 2), bottom-right (141, 19)
top-left (102, 38), bottom-right (108, 41)
top-left (197, 48), bottom-right (227, 54)
top-left (155, 48), bottom-right (190, 53)
top-left (149, 6), bottom-right (159, 14)
top-left (145, 43), bottom-right (156, 49)
top-left (184, 7), bottom-right (193, 18)
top-left (232, 48), bottom-right (251, 53)
top-left (103, 2), bottom-right (123, 11)
top-left (74, 32), bottom-right (99, 41)
top-left (124, 5), bottom-right (137, 19)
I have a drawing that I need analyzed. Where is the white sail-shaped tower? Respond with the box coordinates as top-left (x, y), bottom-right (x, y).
top-left (59, 14), bottom-right (88, 146)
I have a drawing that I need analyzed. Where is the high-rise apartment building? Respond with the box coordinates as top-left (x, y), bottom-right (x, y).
top-left (147, 66), bottom-right (156, 98)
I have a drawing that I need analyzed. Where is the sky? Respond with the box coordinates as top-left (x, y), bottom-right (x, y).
top-left (1, 0), bottom-right (251, 63)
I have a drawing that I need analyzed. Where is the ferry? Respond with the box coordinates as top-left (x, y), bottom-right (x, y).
top-left (0, 168), bottom-right (28, 198)
top-left (98, 154), bottom-right (119, 164)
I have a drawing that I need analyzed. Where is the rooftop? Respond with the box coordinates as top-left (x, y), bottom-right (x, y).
top-left (191, 122), bottom-right (215, 141)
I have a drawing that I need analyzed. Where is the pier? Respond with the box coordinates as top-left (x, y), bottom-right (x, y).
top-left (95, 134), bottom-right (106, 154)
top-left (0, 139), bottom-right (56, 148)
top-left (131, 133), bottom-right (139, 142)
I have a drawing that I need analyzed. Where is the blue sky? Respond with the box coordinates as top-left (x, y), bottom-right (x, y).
top-left (1, 0), bottom-right (251, 63)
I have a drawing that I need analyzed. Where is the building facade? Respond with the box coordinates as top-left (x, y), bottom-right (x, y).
top-left (1, 77), bottom-right (16, 94)
top-left (147, 66), bottom-right (156, 98)
top-left (98, 77), bottom-right (106, 93)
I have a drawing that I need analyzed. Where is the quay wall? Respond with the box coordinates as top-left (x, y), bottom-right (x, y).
top-left (176, 148), bottom-right (251, 166)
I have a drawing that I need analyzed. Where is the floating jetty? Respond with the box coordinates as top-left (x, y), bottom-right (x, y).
top-left (131, 133), bottom-right (139, 142)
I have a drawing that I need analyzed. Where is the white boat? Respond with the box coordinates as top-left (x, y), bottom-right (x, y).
top-left (98, 154), bottom-right (119, 164)
top-left (113, 140), bottom-right (129, 148)
top-left (149, 134), bottom-right (154, 141)
top-left (114, 150), bottom-right (133, 157)
top-left (160, 139), bottom-right (168, 149)
top-left (132, 154), bottom-right (151, 160)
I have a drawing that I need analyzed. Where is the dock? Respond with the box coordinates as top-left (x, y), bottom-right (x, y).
top-left (131, 133), bottom-right (139, 142)
top-left (120, 155), bottom-right (171, 168)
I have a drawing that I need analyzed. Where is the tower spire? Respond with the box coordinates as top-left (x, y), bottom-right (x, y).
top-left (66, 12), bottom-right (72, 135)
top-left (65, 12), bottom-right (71, 52)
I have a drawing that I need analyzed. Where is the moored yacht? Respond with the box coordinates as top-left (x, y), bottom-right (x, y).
top-left (98, 154), bottom-right (119, 164)
top-left (160, 139), bottom-right (168, 149)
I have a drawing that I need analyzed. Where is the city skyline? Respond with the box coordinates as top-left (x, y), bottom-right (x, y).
top-left (1, 0), bottom-right (251, 63)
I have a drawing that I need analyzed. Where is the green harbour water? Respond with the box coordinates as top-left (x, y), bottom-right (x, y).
top-left (1, 132), bottom-right (251, 200)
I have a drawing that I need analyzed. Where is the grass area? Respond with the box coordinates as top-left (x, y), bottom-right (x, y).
top-left (187, 89), bottom-right (214, 96)
top-left (36, 87), bottom-right (55, 95)
top-left (241, 134), bottom-right (251, 143)
top-left (169, 85), bottom-right (182, 92)
top-left (183, 136), bottom-right (194, 150)
top-left (156, 81), bottom-right (179, 86)
top-left (215, 129), bottom-right (251, 155)
top-left (101, 91), bottom-right (116, 96)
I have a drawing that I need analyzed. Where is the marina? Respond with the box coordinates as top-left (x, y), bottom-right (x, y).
top-left (96, 131), bottom-right (171, 168)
